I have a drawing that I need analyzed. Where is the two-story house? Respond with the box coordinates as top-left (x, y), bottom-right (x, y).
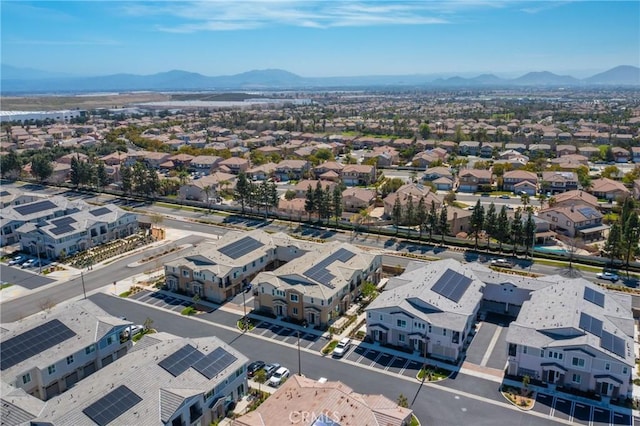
top-left (366, 259), bottom-right (484, 362)
top-left (383, 183), bottom-right (443, 221)
top-left (506, 278), bottom-right (634, 400)
top-left (503, 170), bottom-right (538, 195)
top-left (177, 171), bottom-right (236, 202)
top-left (458, 169), bottom-right (493, 193)
top-left (538, 204), bottom-right (608, 241)
top-left (458, 141), bottom-right (480, 156)
top-left (589, 178), bottom-right (631, 201)
top-left (219, 157), bottom-right (250, 175)
top-left (274, 159), bottom-right (310, 181)
top-left (293, 179), bottom-right (337, 199)
top-left (631, 147), bottom-right (640, 164)
top-left (342, 164), bottom-right (376, 186)
top-left (342, 187), bottom-right (376, 213)
top-left (541, 171), bottom-right (579, 194)
top-left (190, 155), bottom-right (223, 176)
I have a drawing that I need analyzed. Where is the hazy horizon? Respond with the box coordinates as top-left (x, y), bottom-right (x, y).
top-left (2, 1), bottom-right (638, 78)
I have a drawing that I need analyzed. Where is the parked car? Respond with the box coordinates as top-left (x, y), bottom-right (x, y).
top-left (129, 325), bottom-right (144, 336)
top-left (263, 363), bottom-right (281, 379)
top-left (481, 193), bottom-right (491, 197)
top-left (243, 282), bottom-right (252, 293)
top-left (491, 258), bottom-right (514, 268)
top-left (499, 195), bottom-right (511, 199)
top-left (21, 259), bottom-right (36, 269)
top-left (268, 367), bottom-right (290, 387)
top-left (332, 338), bottom-right (351, 358)
top-left (8, 255), bottom-right (25, 266)
top-left (247, 360), bottom-right (265, 378)
top-left (596, 272), bottom-right (619, 282)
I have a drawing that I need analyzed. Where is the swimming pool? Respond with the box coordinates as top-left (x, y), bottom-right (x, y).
top-left (534, 246), bottom-right (568, 254)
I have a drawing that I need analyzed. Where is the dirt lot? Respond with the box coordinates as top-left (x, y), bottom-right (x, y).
top-left (1, 93), bottom-right (171, 111)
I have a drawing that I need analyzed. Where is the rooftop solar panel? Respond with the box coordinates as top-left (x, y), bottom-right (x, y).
top-left (578, 207), bottom-right (599, 219)
top-left (50, 225), bottom-right (75, 236)
top-left (14, 200), bottom-right (57, 216)
top-left (303, 248), bottom-right (355, 287)
top-left (193, 347), bottom-right (237, 379)
top-left (0, 190), bottom-right (10, 197)
top-left (51, 216), bottom-right (76, 226)
top-left (583, 287), bottom-right (605, 308)
top-left (1, 319), bottom-right (76, 371)
top-left (89, 207), bottom-right (111, 217)
top-left (578, 312), bottom-right (603, 337)
top-left (158, 344), bottom-right (204, 377)
top-left (600, 331), bottom-right (626, 358)
top-left (82, 385), bottom-right (142, 426)
top-left (431, 269), bottom-right (472, 303)
top-left (218, 236), bottom-right (264, 260)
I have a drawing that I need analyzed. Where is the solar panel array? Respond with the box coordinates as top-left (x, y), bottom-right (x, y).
top-left (583, 287), bottom-right (605, 308)
top-left (1, 319), bottom-right (76, 371)
top-left (218, 237), bottom-right (264, 260)
top-left (600, 331), bottom-right (626, 358)
top-left (50, 216), bottom-right (78, 236)
top-left (89, 207), bottom-right (112, 217)
top-left (158, 344), bottom-right (204, 377)
top-left (303, 248), bottom-right (355, 287)
top-left (193, 347), bottom-right (238, 379)
top-left (14, 200), bottom-right (57, 216)
top-left (0, 190), bottom-right (9, 197)
top-left (431, 269), bottom-right (473, 303)
top-left (578, 312), bottom-right (603, 337)
top-left (578, 207), bottom-right (599, 219)
top-left (82, 385), bottom-right (142, 426)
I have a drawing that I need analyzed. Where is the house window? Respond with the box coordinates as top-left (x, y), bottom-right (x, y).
top-left (572, 357), bottom-right (585, 368)
top-left (623, 367), bottom-right (629, 375)
top-left (572, 374), bottom-right (581, 384)
top-left (379, 315), bottom-right (383, 321)
top-left (540, 350), bottom-right (544, 357)
top-left (523, 346), bottom-right (527, 354)
top-left (66, 355), bottom-right (74, 365)
top-left (48, 365), bottom-right (56, 375)
top-left (428, 325), bottom-right (432, 333)
top-left (22, 373), bottom-right (31, 385)
top-left (182, 270), bottom-right (190, 277)
top-left (290, 294), bottom-right (299, 302)
top-left (85, 345), bottom-right (96, 355)
top-left (293, 307), bottom-right (298, 315)
top-left (397, 319), bottom-right (407, 328)
top-left (443, 329), bottom-right (446, 336)
top-left (605, 362), bottom-right (610, 371)
top-left (398, 334), bottom-right (405, 342)
top-left (107, 334), bottom-right (115, 345)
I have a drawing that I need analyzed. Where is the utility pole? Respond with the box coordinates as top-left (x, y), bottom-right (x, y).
top-left (81, 271), bottom-right (87, 299)
top-left (411, 332), bottom-right (429, 408)
top-left (297, 330), bottom-right (302, 377)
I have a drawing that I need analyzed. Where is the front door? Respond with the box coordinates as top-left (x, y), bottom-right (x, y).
top-left (309, 312), bottom-right (316, 325)
top-left (547, 370), bottom-right (555, 384)
top-left (276, 305), bottom-right (284, 316)
top-left (600, 382), bottom-right (610, 395)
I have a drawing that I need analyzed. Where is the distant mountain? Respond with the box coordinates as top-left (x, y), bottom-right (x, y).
top-left (585, 65), bottom-right (640, 85)
top-left (1, 64), bottom-right (70, 80)
top-left (1, 65), bottom-right (638, 94)
top-left (511, 71), bottom-right (580, 86)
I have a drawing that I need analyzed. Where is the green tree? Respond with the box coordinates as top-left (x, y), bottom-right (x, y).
top-left (332, 185), bottom-right (343, 227)
top-left (438, 205), bottom-right (450, 245)
top-left (576, 165), bottom-right (591, 189)
top-left (121, 165), bottom-right (132, 195)
top-left (495, 205), bottom-right (510, 254)
top-left (304, 185), bottom-right (315, 221)
top-left (603, 222), bottom-right (623, 267)
top-left (601, 165), bottom-right (620, 179)
top-left (404, 194), bottom-right (415, 236)
top-left (444, 191), bottom-right (456, 205)
top-left (392, 196), bottom-right (402, 235)
top-left (30, 154), bottom-right (53, 183)
top-left (96, 161), bottom-right (109, 188)
top-left (397, 393), bottom-right (409, 408)
top-left (416, 196), bottom-right (427, 239)
top-left (604, 145), bottom-right (615, 163)
top-left (622, 213), bottom-right (639, 275)
top-left (524, 212), bottom-right (537, 258)
top-left (234, 172), bottom-right (251, 214)
top-left (70, 156), bottom-right (81, 188)
top-left (360, 281), bottom-right (378, 300)
top-left (284, 189), bottom-right (296, 200)
top-left (470, 200), bottom-right (485, 251)
top-left (0, 151), bottom-right (21, 178)
top-left (427, 200), bottom-right (438, 242)
top-left (419, 123), bottom-right (431, 139)
top-left (484, 202), bottom-right (497, 251)
top-left (510, 209), bottom-right (523, 256)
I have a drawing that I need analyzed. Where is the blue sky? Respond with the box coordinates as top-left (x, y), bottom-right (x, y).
top-left (2, 1), bottom-right (639, 77)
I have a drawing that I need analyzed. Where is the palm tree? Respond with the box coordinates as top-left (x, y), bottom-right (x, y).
top-left (359, 208), bottom-right (371, 233)
top-left (520, 193), bottom-right (530, 208)
top-left (538, 193), bottom-right (548, 210)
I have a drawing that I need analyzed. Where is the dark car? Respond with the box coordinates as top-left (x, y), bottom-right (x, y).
top-left (247, 360), bottom-right (265, 378)
top-left (263, 363), bottom-right (281, 379)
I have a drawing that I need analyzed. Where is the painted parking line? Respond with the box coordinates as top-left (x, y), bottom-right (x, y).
top-left (549, 396), bottom-right (558, 418)
top-left (387, 357), bottom-right (409, 374)
top-left (384, 356), bottom-right (398, 371)
top-left (368, 351), bottom-right (385, 367)
top-left (356, 348), bottom-right (372, 363)
top-left (342, 345), bottom-right (358, 359)
top-left (348, 346), bottom-right (368, 362)
top-left (401, 360), bottom-right (422, 377)
top-left (592, 407), bottom-right (610, 426)
top-left (572, 402), bottom-right (591, 424)
top-left (612, 411), bottom-right (631, 426)
top-left (397, 358), bottom-right (411, 375)
top-left (373, 352), bottom-right (392, 368)
top-left (553, 398), bottom-right (573, 421)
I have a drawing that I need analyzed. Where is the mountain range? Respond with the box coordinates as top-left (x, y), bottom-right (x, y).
top-left (1, 64), bottom-right (638, 94)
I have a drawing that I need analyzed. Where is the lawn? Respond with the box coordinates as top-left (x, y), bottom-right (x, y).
top-left (322, 340), bottom-right (339, 355)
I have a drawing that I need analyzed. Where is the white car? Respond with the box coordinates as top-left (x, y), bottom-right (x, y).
top-left (21, 259), bottom-right (36, 269)
top-left (268, 367), bottom-right (290, 387)
top-left (596, 272), bottom-right (619, 282)
top-left (491, 259), bottom-right (514, 269)
top-left (332, 338), bottom-right (351, 357)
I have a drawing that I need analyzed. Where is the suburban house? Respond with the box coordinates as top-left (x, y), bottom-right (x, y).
top-left (233, 375), bottom-right (413, 426)
top-left (458, 169), bottom-right (492, 193)
top-left (190, 155), bottom-right (223, 175)
top-left (480, 142), bottom-right (500, 158)
top-left (529, 144), bottom-right (552, 156)
top-left (541, 171), bottom-right (579, 194)
top-left (0, 300), bottom-right (134, 402)
top-left (631, 147), bottom-right (640, 164)
top-left (342, 164), bottom-right (376, 186)
top-left (363, 147), bottom-right (400, 167)
top-left (458, 141), bottom-right (480, 156)
top-left (611, 147), bottom-right (630, 163)
top-left (16, 204), bottom-right (138, 259)
top-left (412, 151), bottom-right (443, 168)
top-left (314, 161), bottom-right (344, 178)
top-left (589, 178), bottom-right (631, 201)
top-left (219, 157), bottom-right (249, 175)
top-left (164, 230), bottom-right (314, 303)
top-left (178, 171), bottom-right (236, 202)
top-left (293, 179), bottom-right (337, 199)
top-left (143, 151), bottom-right (171, 169)
top-left (505, 277), bottom-right (634, 400)
top-left (503, 170), bottom-right (538, 194)
top-left (551, 190), bottom-right (599, 209)
top-left (274, 159), bottom-right (310, 181)
top-left (0, 188), bottom-right (43, 209)
top-left (168, 153), bottom-right (195, 169)
top-left (556, 145), bottom-right (577, 157)
top-left (447, 206), bottom-right (473, 236)
top-left (383, 183), bottom-right (443, 220)
top-left (252, 241), bottom-right (381, 328)
top-left (246, 162), bottom-right (277, 181)
top-left (27, 333), bottom-right (249, 426)
top-left (423, 166), bottom-right (453, 182)
top-left (366, 259), bottom-right (484, 362)
top-left (342, 187), bottom-right (377, 213)
top-left (538, 204), bottom-right (607, 241)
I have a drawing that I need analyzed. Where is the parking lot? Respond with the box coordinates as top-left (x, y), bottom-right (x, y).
top-left (0, 264), bottom-right (54, 290)
top-left (534, 392), bottom-right (633, 425)
top-left (129, 290), bottom-right (215, 313)
top-left (464, 314), bottom-right (509, 370)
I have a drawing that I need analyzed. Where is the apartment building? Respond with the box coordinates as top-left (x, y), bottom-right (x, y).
top-left (253, 241), bottom-right (381, 328)
top-left (366, 259), bottom-right (484, 362)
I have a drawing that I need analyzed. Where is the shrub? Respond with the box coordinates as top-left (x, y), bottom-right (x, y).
top-left (322, 340), bottom-right (339, 355)
top-left (181, 306), bottom-right (196, 316)
top-left (119, 291), bottom-right (131, 298)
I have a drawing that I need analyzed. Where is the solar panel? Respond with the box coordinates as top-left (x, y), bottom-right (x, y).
top-left (158, 344), bottom-right (204, 377)
top-left (578, 207), bottom-right (599, 219)
top-left (193, 347), bottom-right (237, 379)
top-left (51, 217), bottom-right (76, 226)
top-left (14, 200), bottom-right (57, 216)
top-left (218, 236), bottom-right (264, 260)
top-left (82, 385), bottom-right (142, 426)
top-left (1, 319), bottom-right (76, 371)
top-left (431, 269), bottom-right (472, 303)
top-left (584, 287), bottom-right (605, 308)
top-left (50, 225), bottom-right (75, 236)
top-left (600, 331), bottom-right (626, 358)
top-left (0, 190), bottom-right (10, 197)
top-left (89, 207), bottom-right (112, 217)
top-left (578, 312), bottom-right (603, 337)
top-left (303, 248), bottom-right (355, 287)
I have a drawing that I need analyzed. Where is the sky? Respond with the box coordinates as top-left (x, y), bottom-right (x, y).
top-left (1, 0), bottom-right (639, 78)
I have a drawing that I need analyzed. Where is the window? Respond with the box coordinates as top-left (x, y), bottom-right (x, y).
top-left (623, 367), bottom-right (629, 375)
top-left (107, 334), bottom-right (115, 345)
top-left (572, 357), bottom-right (585, 368)
top-left (428, 325), bottom-right (432, 333)
top-left (85, 345), bottom-right (96, 355)
top-left (292, 307), bottom-right (298, 315)
top-left (605, 362), bottom-right (610, 371)
top-left (523, 346), bottom-right (527, 354)
top-left (443, 329), bottom-right (447, 336)
top-left (397, 319), bottom-right (407, 328)
top-left (66, 355), bottom-right (74, 365)
top-left (540, 350), bottom-right (544, 357)
top-left (379, 315), bottom-right (383, 321)
top-left (48, 364), bottom-right (56, 375)
top-left (572, 374), bottom-right (581, 384)
top-left (290, 294), bottom-right (299, 302)
top-left (398, 334), bottom-right (405, 342)
top-left (22, 373), bottom-right (31, 385)
top-left (182, 270), bottom-right (190, 277)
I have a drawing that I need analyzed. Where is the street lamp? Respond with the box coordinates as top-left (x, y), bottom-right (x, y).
top-left (241, 283), bottom-right (248, 332)
top-left (297, 330), bottom-right (302, 376)
top-left (410, 331), bottom-right (429, 408)
top-left (80, 271), bottom-right (87, 299)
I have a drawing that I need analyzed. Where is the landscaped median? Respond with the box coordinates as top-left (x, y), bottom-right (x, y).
top-left (500, 384), bottom-right (535, 410)
top-left (321, 340), bottom-right (339, 355)
top-left (416, 366), bottom-right (452, 382)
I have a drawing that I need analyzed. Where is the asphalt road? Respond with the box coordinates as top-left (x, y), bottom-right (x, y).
top-left (89, 293), bottom-right (562, 425)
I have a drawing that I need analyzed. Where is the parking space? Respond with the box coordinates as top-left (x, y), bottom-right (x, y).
top-left (130, 290), bottom-right (194, 312)
top-left (534, 392), bottom-right (632, 426)
top-left (0, 264), bottom-right (54, 290)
